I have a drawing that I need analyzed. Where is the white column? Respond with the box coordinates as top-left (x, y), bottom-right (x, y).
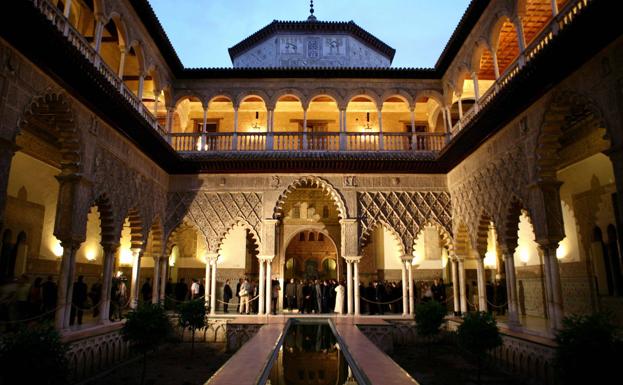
top-left (302, 109), bottom-right (308, 150)
top-left (471, 72), bottom-right (480, 101)
top-left (232, 107), bottom-right (239, 150)
top-left (492, 51), bottom-right (501, 79)
top-left (476, 257), bottom-right (487, 311)
top-left (210, 260), bottom-right (217, 315)
top-left (258, 259), bottom-right (266, 315)
top-left (99, 245), bottom-right (117, 323)
top-left (93, 19), bottom-right (104, 54)
top-left (202, 107), bottom-right (208, 151)
top-left (445, 107), bottom-right (453, 131)
top-left (63, 0), bottom-right (73, 17)
top-left (346, 261), bottom-right (353, 315)
top-left (407, 260), bottom-right (415, 316)
top-left (339, 109), bottom-right (346, 150)
top-left (541, 246), bottom-right (564, 331)
top-left (457, 95), bottom-right (463, 119)
top-left (204, 259), bottom-right (211, 308)
top-left (265, 259), bottom-right (272, 315)
top-left (550, 0), bottom-right (559, 16)
top-left (458, 259), bottom-right (468, 313)
top-left (151, 256), bottom-right (161, 304)
top-left (159, 258), bottom-right (167, 303)
top-left (137, 74), bottom-right (145, 100)
top-left (56, 242), bottom-right (78, 330)
top-left (233, 107), bottom-right (239, 133)
top-left (165, 107), bottom-right (175, 134)
top-left (377, 109), bottom-right (384, 150)
top-left (504, 253), bottom-right (520, 324)
top-left (117, 46), bottom-right (127, 79)
top-left (268, 109), bottom-right (274, 132)
top-left (451, 259), bottom-right (460, 315)
top-left (353, 260), bottom-right (360, 316)
top-left (129, 249), bottom-right (142, 309)
top-left (401, 262), bottom-right (408, 316)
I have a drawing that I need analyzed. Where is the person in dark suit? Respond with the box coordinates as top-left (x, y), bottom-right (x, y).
top-left (223, 280), bottom-right (233, 313)
top-left (235, 278), bottom-right (242, 313)
top-left (70, 275), bottom-right (87, 326)
top-left (285, 278), bottom-right (297, 311)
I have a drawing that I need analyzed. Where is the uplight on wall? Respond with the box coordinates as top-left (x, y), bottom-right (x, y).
top-left (484, 250), bottom-right (497, 269)
top-left (52, 241), bottom-right (64, 258)
top-left (556, 243), bottom-right (567, 260)
top-left (519, 248), bottom-right (530, 265)
top-left (119, 248), bottom-right (133, 266)
top-left (85, 249), bottom-right (97, 262)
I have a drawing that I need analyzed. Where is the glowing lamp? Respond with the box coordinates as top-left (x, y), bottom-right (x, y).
top-left (556, 244), bottom-right (566, 260)
top-left (519, 249), bottom-right (530, 265)
top-left (119, 248), bottom-right (133, 266)
top-left (52, 242), bottom-right (64, 258)
top-left (85, 249), bottom-right (96, 262)
top-left (484, 250), bottom-right (497, 269)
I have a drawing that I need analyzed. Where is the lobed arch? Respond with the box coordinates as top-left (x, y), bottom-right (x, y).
top-left (19, 92), bottom-right (82, 173)
top-left (216, 218), bottom-right (262, 255)
top-left (359, 219), bottom-right (406, 257)
top-left (535, 90), bottom-right (610, 181)
top-left (454, 222), bottom-right (472, 259)
top-left (273, 176), bottom-right (348, 220)
top-left (475, 213), bottom-right (495, 257)
top-left (91, 193), bottom-right (116, 247)
top-left (421, 219), bottom-right (455, 255)
top-left (120, 207), bottom-right (144, 250)
top-left (500, 197), bottom-right (526, 254)
top-left (145, 216), bottom-right (165, 257)
top-left (164, 219), bottom-right (209, 258)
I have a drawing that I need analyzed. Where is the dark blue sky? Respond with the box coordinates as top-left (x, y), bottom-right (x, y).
top-left (148, 0), bottom-right (471, 68)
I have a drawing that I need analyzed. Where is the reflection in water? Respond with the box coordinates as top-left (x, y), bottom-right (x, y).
top-left (268, 323), bottom-right (358, 385)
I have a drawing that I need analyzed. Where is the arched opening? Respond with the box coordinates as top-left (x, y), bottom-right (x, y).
top-left (116, 209), bottom-right (143, 311)
top-left (99, 17), bottom-right (126, 76)
top-left (381, 96), bottom-right (412, 151)
top-left (345, 95), bottom-right (378, 150)
top-left (121, 44), bottom-right (144, 97)
top-left (306, 95), bottom-right (340, 150)
top-left (238, 95), bottom-right (267, 132)
top-left (493, 18), bottom-right (521, 75)
top-left (164, 222), bottom-right (208, 303)
top-left (53, 0), bottom-right (98, 38)
top-left (285, 230), bottom-right (338, 281)
top-left (172, 96), bottom-right (204, 134)
top-left (206, 95), bottom-right (235, 134)
top-left (274, 94), bottom-right (304, 132)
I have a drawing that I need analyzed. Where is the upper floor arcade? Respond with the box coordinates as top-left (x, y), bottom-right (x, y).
top-left (2, 0), bottom-right (611, 171)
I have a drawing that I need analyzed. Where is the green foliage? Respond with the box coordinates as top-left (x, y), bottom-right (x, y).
top-left (177, 299), bottom-right (206, 352)
top-left (415, 300), bottom-right (447, 339)
top-left (457, 311), bottom-right (502, 358)
top-left (555, 312), bottom-right (622, 384)
top-left (122, 303), bottom-right (172, 354)
top-left (0, 323), bottom-right (68, 385)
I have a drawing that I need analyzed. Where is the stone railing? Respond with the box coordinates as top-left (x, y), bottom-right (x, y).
top-left (31, 0), bottom-right (167, 137)
top-left (63, 323), bottom-right (131, 383)
top-left (452, 0), bottom-right (592, 136)
top-left (170, 131), bottom-right (448, 153)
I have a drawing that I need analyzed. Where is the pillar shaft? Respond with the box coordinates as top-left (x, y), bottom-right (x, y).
top-left (258, 259), bottom-right (265, 314)
top-left (93, 19), bottom-right (104, 54)
top-left (492, 51), bottom-right (501, 79)
top-left (129, 249), bottom-right (142, 309)
top-left (504, 253), bottom-right (520, 324)
top-left (407, 261), bottom-right (415, 316)
top-left (137, 74), bottom-right (145, 101)
top-left (471, 73), bottom-right (481, 101)
top-left (210, 261), bottom-right (217, 315)
top-left (346, 261), bottom-right (353, 315)
top-left (151, 256), bottom-right (160, 303)
top-left (99, 246), bottom-right (117, 323)
top-left (401, 263), bottom-right (408, 316)
top-left (353, 261), bottom-right (360, 316)
top-left (476, 257), bottom-right (488, 311)
top-left (458, 259), bottom-right (468, 313)
top-left (205, 259), bottom-right (211, 308)
top-left (117, 47), bottom-right (126, 79)
top-left (265, 259), bottom-right (272, 314)
top-left (542, 246), bottom-right (564, 331)
top-left (451, 259), bottom-right (460, 314)
top-left (55, 243), bottom-right (77, 330)
top-left (63, 0), bottom-right (72, 17)
top-left (159, 258), bottom-right (167, 303)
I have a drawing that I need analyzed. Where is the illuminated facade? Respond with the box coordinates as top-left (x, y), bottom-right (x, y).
top-left (0, 0), bottom-right (622, 382)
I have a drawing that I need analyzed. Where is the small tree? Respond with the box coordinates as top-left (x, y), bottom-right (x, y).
top-left (457, 311), bottom-right (502, 384)
top-left (555, 312), bottom-right (622, 384)
top-left (122, 303), bottom-right (172, 385)
top-left (0, 322), bottom-right (68, 385)
top-left (177, 298), bottom-right (207, 353)
top-left (415, 300), bottom-right (447, 356)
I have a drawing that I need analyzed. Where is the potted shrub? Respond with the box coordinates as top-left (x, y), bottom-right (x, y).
top-left (457, 311), bottom-right (502, 384)
top-left (122, 303), bottom-right (172, 385)
top-left (555, 312), bottom-right (621, 384)
top-left (0, 322), bottom-right (68, 385)
top-left (415, 300), bottom-right (447, 356)
top-left (177, 298), bottom-right (207, 353)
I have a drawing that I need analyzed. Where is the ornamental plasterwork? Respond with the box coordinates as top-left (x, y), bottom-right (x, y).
top-left (358, 191), bottom-right (452, 255)
top-left (93, 148), bottom-right (166, 239)
top-left (449, 145), bottom-right (529, 248)
top-left (166, 192), bottom-right (263, 253)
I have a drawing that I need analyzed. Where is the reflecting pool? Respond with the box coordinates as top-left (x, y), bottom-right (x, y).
top-left (267, 323), bottom-right (359, 385)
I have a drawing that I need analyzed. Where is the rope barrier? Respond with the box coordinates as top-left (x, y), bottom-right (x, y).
top-left (486, 299), bottom-right (508, 308)
top-left (360, 296), bottom-right (403, 305)
top-left (0, 304), bottom-right (63, 325)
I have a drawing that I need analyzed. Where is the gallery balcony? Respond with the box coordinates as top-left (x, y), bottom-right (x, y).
top-left (168, 131), bottom-right (448, 153)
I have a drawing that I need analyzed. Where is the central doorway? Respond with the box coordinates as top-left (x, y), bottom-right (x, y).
top-left (285, 230), bottom-right (338, 281)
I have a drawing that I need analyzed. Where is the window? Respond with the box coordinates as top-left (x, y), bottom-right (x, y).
top-left (308, 232), bottom-right (316, 241)
top-left (299, 232), bottom-right (305, 242)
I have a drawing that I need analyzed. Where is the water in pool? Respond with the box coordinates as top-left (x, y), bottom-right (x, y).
top-left (268, 323), bottom-right (359, 385)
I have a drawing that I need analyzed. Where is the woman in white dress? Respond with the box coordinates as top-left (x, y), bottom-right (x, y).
top-left (334, 281), bottom-right (345, 314)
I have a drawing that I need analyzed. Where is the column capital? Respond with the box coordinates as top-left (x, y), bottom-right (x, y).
top-left (204, 253), bottom-right (219, 263)
top-left (101, 242), bottom-right (119, 255)
top-left (400, 255), bottom-right (413, 263)
top-left (339, 218), bottom-right (358, 225)
top-left (343, 256), bottom-right (361, 263)
top-left (257, 255), bottom-right (275, 262)
top-left (263, 219), bottom-right (279, 225)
